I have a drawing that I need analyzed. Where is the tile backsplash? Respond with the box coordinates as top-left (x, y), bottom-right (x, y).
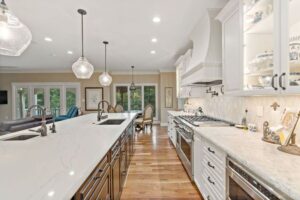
top-left (185, 93), bottom-right (300, 132)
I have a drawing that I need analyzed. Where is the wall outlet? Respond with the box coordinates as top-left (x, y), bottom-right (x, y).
top-left (256, 106), bottom-right (264, 117)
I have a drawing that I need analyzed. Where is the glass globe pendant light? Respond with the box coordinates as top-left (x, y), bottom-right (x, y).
top-left (130, 66), bottom-right (136, 91)
top-left (72, 9), bottom-right (94, 79)
top-left (99, 41), bottom-right (112, 86)
top-left (0, 0), bottom-right (32, 56)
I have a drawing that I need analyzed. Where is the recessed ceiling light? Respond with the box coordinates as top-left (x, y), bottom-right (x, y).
top-left (152, 17), bottom-right (161, 23)
top-left (69, 170), bottom-right (75, 176)
top-left (151, 38), bottom-right (157, 43)
top-left (44, 37), bottom-right (53, 42)
top-left (151, 50), bottom-right (156, 54)
top-left (47, 190), bottom-right (55, 197)
top-left (67, 51), bottom-right (73, 55)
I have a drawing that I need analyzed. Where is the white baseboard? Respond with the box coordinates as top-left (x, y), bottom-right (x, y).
top-left (160, 123), bottom-right (168, 127)
top-left (153, 121), bottom-right (160, 125)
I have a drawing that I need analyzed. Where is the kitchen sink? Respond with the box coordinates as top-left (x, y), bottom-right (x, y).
top-left (98, 119), bottom-right (126, 125)
top-left (3, 134), bottom-right (39, 141)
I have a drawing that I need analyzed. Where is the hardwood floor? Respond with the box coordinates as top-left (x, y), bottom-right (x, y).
top-left (121, 126), bottom-right (203, 200)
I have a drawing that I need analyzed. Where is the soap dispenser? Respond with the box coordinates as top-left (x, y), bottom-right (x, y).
top-left (241, 109), bottom-right (248, 126)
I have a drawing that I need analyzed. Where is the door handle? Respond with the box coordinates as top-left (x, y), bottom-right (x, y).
top-left (279, 73), bottom-right (286, 90)
top-left (271, 74), bottom-right (278, 91)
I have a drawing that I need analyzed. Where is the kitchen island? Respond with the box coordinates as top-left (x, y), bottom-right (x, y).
top-left (0, 113), bottom-right (136, 200)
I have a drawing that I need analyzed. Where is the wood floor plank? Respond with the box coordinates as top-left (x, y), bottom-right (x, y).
top-left (121, 126), bottom-right (203, 200)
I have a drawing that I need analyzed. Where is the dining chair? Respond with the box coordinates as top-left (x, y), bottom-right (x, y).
top-left (115, 104), bottom-right (124, 113)
top-left (135, 104), bottom-right (154, 131)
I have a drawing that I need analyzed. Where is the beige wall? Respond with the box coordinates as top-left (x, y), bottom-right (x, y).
top-left (160, 72), bottom-right (178, 124)
top-left (0, 72), bottom-right (177, 123)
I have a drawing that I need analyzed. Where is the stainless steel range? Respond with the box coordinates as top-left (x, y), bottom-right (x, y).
top-left (179, 115), bottom-right (235, 127)
top-left (174, 114), bottom-right (233, 181)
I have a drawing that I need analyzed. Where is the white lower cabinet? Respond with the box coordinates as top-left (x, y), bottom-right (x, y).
top-left (167, 114), bottom-right (176, 147)
top-left (194, 134), bottom-right (226, 200)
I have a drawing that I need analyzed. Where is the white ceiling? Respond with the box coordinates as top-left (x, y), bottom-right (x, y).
top-left (0, 0), bottom-right (227, 72)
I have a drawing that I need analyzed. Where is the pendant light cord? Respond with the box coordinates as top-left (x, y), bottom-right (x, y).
top-left (81, 14), bottom-right (84, 57)
top-left (1, 0), bottom-right (6, 7)
top-left (104, 43), bottom-right (107, 73)
top-left (131, 66), bottom-right (134, 83)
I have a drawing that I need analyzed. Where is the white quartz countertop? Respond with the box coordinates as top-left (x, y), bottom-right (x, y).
top-left (0, 113), bottom-right (137, 200)
top-left (193, 126), bottom-right (300, 200)
top-left (167, 110), bottom-right (191, 116)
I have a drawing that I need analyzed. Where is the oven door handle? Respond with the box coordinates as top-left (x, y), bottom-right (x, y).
top-left (180, 133), bottom-right (192, 143)
top-left (227, 167), bottom-right (266, 200)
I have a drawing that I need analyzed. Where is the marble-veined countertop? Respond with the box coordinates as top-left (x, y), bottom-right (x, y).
top-left (0, 113), bottom-right (136, 200)
top-left (168, 110), bottom-right (300, 200)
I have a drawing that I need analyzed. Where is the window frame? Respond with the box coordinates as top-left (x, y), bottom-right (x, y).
top-left (113, 83), bottom-right (158, 120)
top-left (12, 82), bottom-right (80, 120)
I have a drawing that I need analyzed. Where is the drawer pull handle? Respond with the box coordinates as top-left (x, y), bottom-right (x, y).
top-left (207, 147), bottom-right (215, 154)
top-left (207, 176), bottom-right (215, 185)
top-left (93, 169), bottom-right (104, 180)
top-left (207, 161), bottom-right (215, 169)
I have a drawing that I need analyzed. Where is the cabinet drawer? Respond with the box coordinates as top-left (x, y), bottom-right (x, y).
top-left (75, 154), bottom-right (110, 200)
top-left (90, 166), bottom-right (110, 200)
top-left (203, 154), bottom-right (225, 183)
top-left (202, 169), bottom-right (224, 200)
top-left (203, 139), bottom-right (225, 165)
top-left (111, 140), bottom-right (120, 159)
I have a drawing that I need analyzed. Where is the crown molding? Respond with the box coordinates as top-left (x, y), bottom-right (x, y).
top-left (0, 68), bottom-right (175, 74)
top-left (110, 70), bottom-right (160, 75)
top-left (159, 69), bottom-right (176, 73)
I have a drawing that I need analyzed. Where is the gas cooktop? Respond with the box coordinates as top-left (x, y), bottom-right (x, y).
top-left (178, 115), bottom-right (234, 127)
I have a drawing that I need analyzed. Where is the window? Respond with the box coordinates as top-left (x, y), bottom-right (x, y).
top-left (116, 86), bottom-right (129, 111)
top-left (130, 86), bottom-right (142, 111)
top-left (66, 88), bottom-right (77, 112)
top-left (15, 88), bottom-right (29, 119)
top-left (114, 84), bottom-right (158, 119)
top-left (144, 86), bottom-right (156, 116)
top-left (50, 88), bottom-right (61, 117)
top-left (12, 83), bottom-right (80, 119)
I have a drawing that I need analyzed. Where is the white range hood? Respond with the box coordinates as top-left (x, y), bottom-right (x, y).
top-left (182, 8), bottom-right (222, 87)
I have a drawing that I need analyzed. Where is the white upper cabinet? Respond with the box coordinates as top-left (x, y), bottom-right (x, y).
top-left (219, 0), bottom-right (300, 96)
top-left (281, 0), bottom-right (300, 94)
top-left (175, 52), bottom-right (192, 98)
top-left (242, 0), bottom-right (279, 95)
top-left (216, 0), bottom-right (242, 94)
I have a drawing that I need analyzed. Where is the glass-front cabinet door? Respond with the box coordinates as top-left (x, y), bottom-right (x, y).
top-left (242, 0), bottom-right (280, 94)
top-left (281, 0), bottom-right (300, 93)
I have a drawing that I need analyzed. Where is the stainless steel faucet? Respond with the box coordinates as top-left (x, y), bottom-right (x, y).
top-left (195, 106), bottom-right (204, 116)
top-left (27, 105), bottom-right (47, 136)
top-left (206, 87), bottom-right (219, 97)
top-left (97, 100), bottom-right (110, 121)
